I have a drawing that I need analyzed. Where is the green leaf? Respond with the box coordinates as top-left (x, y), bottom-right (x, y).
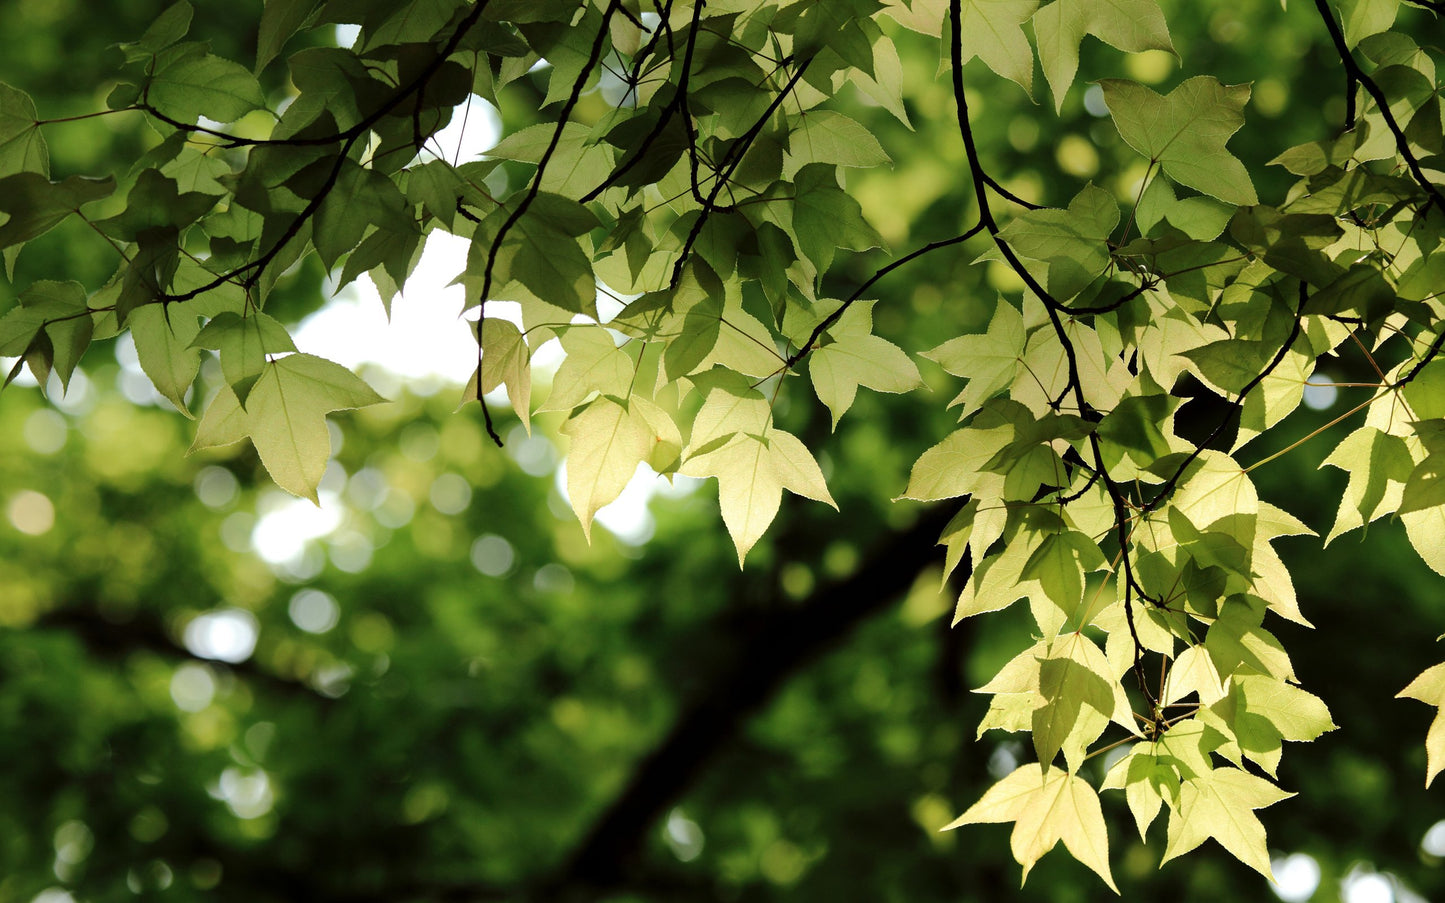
top-left (130, 304), bottom-right (202, 416)
top-left (191, 354), bottom-right (386, 501)
top-left (1097, 393), bottom-right (1178, 466)
top-left (1400, 453), bottom-right (1445, 516)
top-left (994, 183), bottom-right (1119, 300)
top-left (9, 281), bottom-right (91, 391)
top-left (1232, 673), bottom-right (1335, 756)
top-left (1319, 425), bottom-right (1414, 544)
top-left (1101, 720), bottom-right (1218, 839)
top-left (1162, 645), bottom-right (1226, 706)
top-left (487, 195), bottom-right (600, 316)
top-left (1172, 450), bottom-right (1259, 532)
top-left (790, 163), bottom-right (886, 274)
top-left (314, 159), bottom-right (411, 269)
top-left (1403, 506), bottom-right (1445, 577)
top-left (473, 318), bottom-right (533, 431)
top-left (1021, 530), bottom-right (1106, 635)
top-left (561, 395), bottom-right (655, 541)
top-left (0, 82), bottom-right (48, 177)
top-left (1161, 766), bottom-right (1293, 879)
top-left (956, 0), bottom-right (1041, 93)
top-left (808, 300), bottom-right (922, 429)
top-left (133, 2), bottom-right (193, 55)
top-left (1398, 662), bottom-right (1445, 786)
top-left (849, 36), bottom-right (912, 127)
top-left (1034, 0), bottom-right (1174, 112)
top-left (540, 326), bottom-right (632, 414)
top-left (1031, 632), bottom-right (1115, 771)
top-left (1100, 77), bottom-right (1258, 205)
top-left (257, 0), bottom-right (320, 71)
top-left (923, 298), bottom-right (1025, 416)
top-left (1205, 598), bottom-right (1294, 681)
top-left (0, 173), bottom-right (116, 250)
top-left (191, 311), bottom-right (297, 406)
top-left (148, 53), bottom-right (268, 123)
top-left (783, 110), bottom-right (892, 175)
top-left (900, 402), bottom-right (1025, 501)
top-left (1404, 361), bottom-right (1445, 420)
top-left (945, 764), bottom-right (1117, 892)
top-left (683, 424), bottom-right (836, 566)
top-left (1338, 0), bottom-right (1400, 48)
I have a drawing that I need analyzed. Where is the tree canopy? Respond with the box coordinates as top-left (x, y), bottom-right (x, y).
top-left (2, 0), bottom-right (1445, 898)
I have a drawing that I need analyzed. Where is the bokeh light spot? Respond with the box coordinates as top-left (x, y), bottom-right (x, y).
top-left (8, 490), bottom-right (55, 535)
top-left (289, 589), bottom-right (340, 634)
top-left (183, 609), bottom-right (259, 663)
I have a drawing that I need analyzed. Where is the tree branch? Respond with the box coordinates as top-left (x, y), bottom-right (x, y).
top-left (1313, 0), bottom-right (1445, 212)
top-left (474, 0), bottom-right (624, 445)
top-left (543, 503), bottom-right (959, 893)
top-left (784, 224), bottom-right (986, 369)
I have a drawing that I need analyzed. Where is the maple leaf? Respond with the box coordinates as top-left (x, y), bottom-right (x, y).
top-left (1162, 766), bottom-right (1293, 879)
top-left (808, 300), bottom-right (922, 429)
top-left (946, 763), bottom-right (1118, 892)
top-left (191, 353), bottom-right (387, 502)
top-left (923, 297), bottom-right (1025, 417)
top-left (1033, 0), bottom-right (1174, 111)
top-left (1099, 76), bottom-right (1259, 205)
top-left (1398, 662), bottom-right (1445, 786)
top-left (561, 395), bottom-right (656, 541)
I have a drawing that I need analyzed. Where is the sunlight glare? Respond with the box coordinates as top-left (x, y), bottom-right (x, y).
top-left (183, 609), bottom-right (259, 664)
top-left (1270, 852), bottom-right (1321, 902)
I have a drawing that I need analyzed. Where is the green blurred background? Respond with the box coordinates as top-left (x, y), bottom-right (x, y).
top-left (1, 0), bottom-right (1443, 900)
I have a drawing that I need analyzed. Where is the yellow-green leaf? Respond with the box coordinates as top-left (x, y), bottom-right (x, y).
top-left (1161, 766), bottom-right (1293, 879)
top-left (946, 764), bottom-right (1117, 892)
top-left (191, 353), bottom-right (386, 501)
top-left (1100, 77), bottom-right (1258, 205)
top-left (1398, 662), bottom-right (1445, 786)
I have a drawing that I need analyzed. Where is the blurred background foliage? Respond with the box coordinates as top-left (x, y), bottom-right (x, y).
top-left (1, 0), bottom-right (1443, 901)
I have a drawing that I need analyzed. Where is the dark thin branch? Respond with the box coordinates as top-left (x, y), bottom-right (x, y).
top-left (152, 0), bottom-right (493, 306)
top-left (983, 173), bottom-right (1042, 210)
top-left (669, 55), bottom-right (813, 287)
top-left (1143, 280), bottom-right (1309, 514)
top-left (1396, 327), bottom-right (1445, 388)
top-left (580, 0), bottom-right (700, 203)
top-left (544, 504), bottom-right (959, 894)
top-left (784, 223), bottom-right (987, 369)
top-left (949, 0), bottom-right (1161, 707)
top-left (1314, 0), bottom-right (1445, 212)
top-left (1065, 278), bottom-right (1155, 315)
top-left (475, 0), bottom-right (624, 445)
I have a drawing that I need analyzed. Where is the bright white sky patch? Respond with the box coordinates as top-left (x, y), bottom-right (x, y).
top-left (293, 232), bottom-right (483, 385)
top-left (555, 462), bottom-right (658, 545)
top-left (1303, 369), bottom-right (1339, 411)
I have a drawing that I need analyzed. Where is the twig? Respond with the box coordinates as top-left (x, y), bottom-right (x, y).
top-left (784, 223), bottom-right (987, 369)
top-left (474, 0), bottom-right (625, 445)
top-left (1313, 0), bottom-right (1445, 212)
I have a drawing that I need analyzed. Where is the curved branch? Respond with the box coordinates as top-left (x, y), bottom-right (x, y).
top-left (544, 504), bottom-right (959, 893)
top-left (153, 0), bottom-right (494, 307)
top-left (1143, 280), bottom-right (1310, 513)
top-left (784, 223), bottom-right (987, 369)
top-left (1313, 0), bottom-right (1445, 212)
top-left (474, 0), bottom-right (624, 444)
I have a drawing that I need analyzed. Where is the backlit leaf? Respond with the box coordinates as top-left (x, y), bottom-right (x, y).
top-left (1101, 77), bottom-right (1258, 205)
